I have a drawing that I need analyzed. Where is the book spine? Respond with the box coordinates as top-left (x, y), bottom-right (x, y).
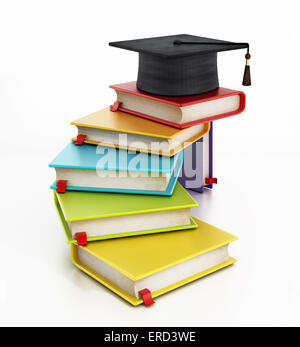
top-left (178, 138), bottom-right (204, 193)
top-left (178, 122), bottom-right (214, 193)
top-left (206, 122), bottom-right (214, 189)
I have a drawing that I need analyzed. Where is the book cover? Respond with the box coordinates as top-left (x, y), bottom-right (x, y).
top-left (71, 217), bottom-right (237, 306)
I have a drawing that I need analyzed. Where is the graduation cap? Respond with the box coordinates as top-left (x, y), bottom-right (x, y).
top-left (109, 34), bottom-right (251, 96)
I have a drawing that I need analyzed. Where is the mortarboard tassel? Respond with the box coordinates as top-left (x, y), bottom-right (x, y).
top-left (174, 39), bottom-right (252, 87)
top-left (242, 48), bottom-right (251, 86)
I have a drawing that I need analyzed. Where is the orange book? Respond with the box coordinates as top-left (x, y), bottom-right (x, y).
top-left (71, 107), bottom-right (210, 157)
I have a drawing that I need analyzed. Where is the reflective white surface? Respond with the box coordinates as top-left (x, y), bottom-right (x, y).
top-left (1, 0), bottom-right (300, 326)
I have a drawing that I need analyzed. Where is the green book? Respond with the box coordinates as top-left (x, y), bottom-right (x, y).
top-left (54, 182), bottom-right (198, 244)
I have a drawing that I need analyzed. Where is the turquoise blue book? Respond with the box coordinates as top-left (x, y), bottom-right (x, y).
top-left (49, 142), bottom-right (183, 195)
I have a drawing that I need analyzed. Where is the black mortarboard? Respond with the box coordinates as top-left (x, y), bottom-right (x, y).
top-left (109, 34), bottom-right (251, 96)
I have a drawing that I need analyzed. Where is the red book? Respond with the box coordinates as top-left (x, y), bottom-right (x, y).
top-left (110, 81), bottom-right (246, 129)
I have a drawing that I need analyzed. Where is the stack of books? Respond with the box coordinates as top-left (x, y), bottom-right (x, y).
top-left (49, 34), bottom-right (249, 306)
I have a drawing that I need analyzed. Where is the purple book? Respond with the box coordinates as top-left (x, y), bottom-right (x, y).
top-left (178, 122), bottom-right (215, 193)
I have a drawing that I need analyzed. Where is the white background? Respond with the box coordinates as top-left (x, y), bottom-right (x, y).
top-left (1, 0), bottom-right (300, 327)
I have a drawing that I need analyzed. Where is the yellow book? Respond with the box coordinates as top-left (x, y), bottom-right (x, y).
top-left (71, 218), bottom-right (237, 306)
top-left (71, 107), bottom-right (210, 157)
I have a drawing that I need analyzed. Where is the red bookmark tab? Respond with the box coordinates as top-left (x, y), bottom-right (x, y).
top-left (139, 289), bottom-right (155, 306)
top-left (75, 134), bottom-right (86, 145)
top-left (57, 180), bottom-right (67, 193)
top-left (76, 232), bottom-right (88, 246)
top-left (110, 101), bottom-right (121, 112)
top-left (205, 177), bottom-right (218, 185)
